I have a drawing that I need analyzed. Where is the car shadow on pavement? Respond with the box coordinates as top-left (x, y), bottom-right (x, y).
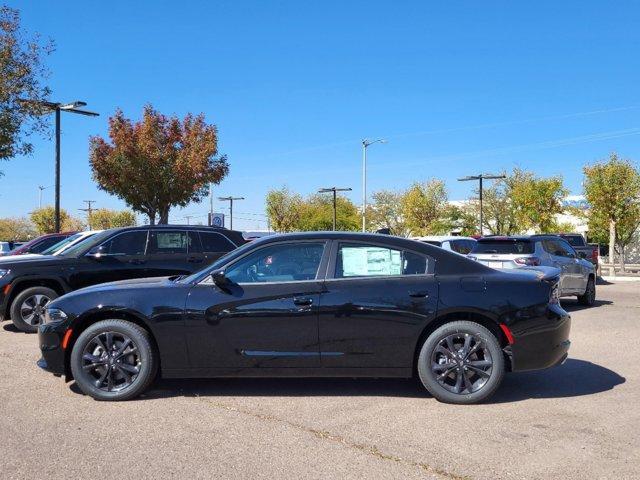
top-left (74, 358), bottom-right (623, 403)
top-left (561, 299), bottom-right (613, 312)
top-left (489, 359), bottom-right (625, 403)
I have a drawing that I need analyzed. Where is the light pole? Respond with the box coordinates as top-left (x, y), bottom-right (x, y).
top-left (361, 139), bottom-right (387, 232)
top-left (457, 173), bottom-right (506, 236)
top-left (19, 99), bottom-right (99, 233)
top-left (217, 196), bottom-right (244, 230)
top-left (37, 185), bottom-right (53, 208)
top-left (78, 200), bottom-right (96, 230)
top-left (319, 187), bottom-right (352, 231)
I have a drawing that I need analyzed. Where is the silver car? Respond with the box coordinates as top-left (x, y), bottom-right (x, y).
top-left (469, 235), bottom-right (596, 306)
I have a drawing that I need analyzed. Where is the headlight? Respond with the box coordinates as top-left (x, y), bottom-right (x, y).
top-left (0, 269), bottom-right (9, 279)
top-left (43, 308), bottom-right (68, 325)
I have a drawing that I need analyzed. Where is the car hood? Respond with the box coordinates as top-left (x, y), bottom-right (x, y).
top-left (0, 255), bottom-right (69, 268)
top-left (74, 276), bottom-right (174, 294)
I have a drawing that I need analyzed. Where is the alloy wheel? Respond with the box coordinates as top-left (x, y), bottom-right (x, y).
top-left (20, 294), bottom-right (51, 326)
top-left (430, 332), bottom-right (494, 395)
top-left (81, 331), bottom-right (141, 392)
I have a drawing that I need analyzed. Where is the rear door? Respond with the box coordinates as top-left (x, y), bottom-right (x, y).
top-left (543, 239), bottom-right (578, 293)
top-left (145, 229), bottom-right (193, 277)
top-left (318, 241), bottom-right (438, 368)
top-left (198, 230), bottom-right (239, 265)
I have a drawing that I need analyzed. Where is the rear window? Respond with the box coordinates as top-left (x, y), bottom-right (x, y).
top-left (560, 235), bottom-right (585, 247)
top-left (472, 240), bottom-right (534, 254)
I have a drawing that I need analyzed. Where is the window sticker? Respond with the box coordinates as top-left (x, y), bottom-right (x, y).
top-left (157, 233), bottom-right (186, 249)
top-left (341, 246), bottom-right (402, 277)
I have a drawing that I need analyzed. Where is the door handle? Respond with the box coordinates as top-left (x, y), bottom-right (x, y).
top-left (187, 256), bottom-right (203, 263)
top-left (409, 291), bottom-right (429, 298)
top-left (293, 297), bottom-right (313, 306)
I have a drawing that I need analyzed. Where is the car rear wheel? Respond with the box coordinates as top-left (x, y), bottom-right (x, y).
top-left (70, 319), bottom-right (157, 401)
top-left (10, 286), bottom-right (58, 333)
top-left (417, 321), bottom-right (505, 404)
top-left (577, 277), bottom-right (596, 306)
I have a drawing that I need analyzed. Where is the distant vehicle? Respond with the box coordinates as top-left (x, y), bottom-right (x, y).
top-left (556, 233), bottom-right (599, 267)
top-left (0, 231), bottom-right (102, 263)
top-left (412, 236), bottom-right (476, 255)
top-left (0, 225), bottom-right (245, 332)
top-left (0, 242), bottom-right (13, 256)
top-left (469, 235), bottom-right (596, 305)
top-left (5, 232), bottom-right (76, 256)
top-left (37, 232), bottom-right (570, 404)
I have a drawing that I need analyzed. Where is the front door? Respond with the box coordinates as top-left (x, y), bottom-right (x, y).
top-left (318, 241), bottom-right (438, 368)
top-left (184, 241), bottom-right (329, 370)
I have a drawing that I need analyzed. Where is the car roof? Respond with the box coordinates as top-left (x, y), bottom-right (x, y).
top-left (412, 236), bottom-right (476, 242)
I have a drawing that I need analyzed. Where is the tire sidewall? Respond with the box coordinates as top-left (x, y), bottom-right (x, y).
top-left (417, 321), bottom-right (505, 404)
top-left (10, 286), bottom-right (58, 333)
top-left (70, 320), bottom-right (155, 401)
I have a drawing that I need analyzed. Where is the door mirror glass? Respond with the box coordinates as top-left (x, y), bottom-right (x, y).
top-left (86, 245), bottom-right (106, 258)
top-left (211, 269), bottom-right (228, 286)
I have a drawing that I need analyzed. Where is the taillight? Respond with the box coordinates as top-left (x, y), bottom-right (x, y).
top-left (514, 256), bottom-right (541, 266)
top-left (591, 247), bottom-right (598, 263)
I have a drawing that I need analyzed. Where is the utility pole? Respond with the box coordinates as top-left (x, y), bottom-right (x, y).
top-left (79, 200), bottom-right (96, 230)
top-left (457, 173), bottom-right (506, 236)
top-left (209, 182), bottom-right (214, 225)
top-left (18, 99), bottom-right (99, 233)
top-left (361, 139), bottom-right (387, 232)
top-left (217, 196), bottom-right (244, 230)
top-left (184, 215), bottom-right (194, 225)
top-left (319, 187), bottom-right (352, 231)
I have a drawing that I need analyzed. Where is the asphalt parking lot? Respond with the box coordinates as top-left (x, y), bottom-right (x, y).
top-left (0, 281), bottom-right (638, 479)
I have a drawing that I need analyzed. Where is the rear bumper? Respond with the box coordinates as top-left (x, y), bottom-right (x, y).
top-left (38, 322), bottom-right (67, 376)
top-left (509, 303), bottom-right (571, 372)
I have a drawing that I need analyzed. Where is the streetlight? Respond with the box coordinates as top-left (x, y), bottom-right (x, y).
top-left (361, 138), bottom-right (387, 232)
top-left (37, 184), bottom-right (53, 208)
top-left (217, 196), bottom-right (244, 230)
top-left (457, 173), bottom-right (506, 236)
top-left (318, 187), bottom-right (352, 231)
top-left (18, 99), bottom-right (99, 233)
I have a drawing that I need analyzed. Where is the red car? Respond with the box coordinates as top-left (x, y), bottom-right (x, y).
top-left (6, 232), bottom-right (76, 256)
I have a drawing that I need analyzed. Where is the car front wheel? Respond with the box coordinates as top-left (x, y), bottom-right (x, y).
top-left (577, 277), bottom-right (596, 306)
top-left (417, 321), bottom-right (505, 404)
top-left (10, 286), bottom-right (58, 333)
top-left (70, 319), bottom-right (157, 401)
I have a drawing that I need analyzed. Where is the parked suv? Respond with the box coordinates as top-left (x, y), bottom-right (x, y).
top-left (469, 235), bottom-right (596, 306)
top-left (0, 225), bottom-right (244, 332)
top-left (5, 232), bottom-right (76, 256)
top-left (412, 236), bottom-right (476, 254)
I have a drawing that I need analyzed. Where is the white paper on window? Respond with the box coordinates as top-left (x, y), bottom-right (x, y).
top-left (341, 247), bottom-right (402, 277)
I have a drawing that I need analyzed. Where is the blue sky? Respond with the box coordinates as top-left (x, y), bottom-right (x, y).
top-left (3, 1), bottom-right (640, 230)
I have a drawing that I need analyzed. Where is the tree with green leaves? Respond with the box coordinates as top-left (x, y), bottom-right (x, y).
top-left (401, 180), bottom-right (450, 236)
top-left (366, 189), bottom-right (410, 236)
top-left (509, 169), bottom-right (568, 233)
top-left (297, 194), bottom-right (360, 232)
top-left (88, 209), bottom-right (137, 230)
top-left (265, 186), bottom-right (302, 233)
top-left (30, 206), bottom-right (85, 234)
top-left (583, 153), bottom-right (640, 270)
top-left (89, 105), bottom-right (228, 225)
top-left (0, 6), bottom-right (53, 165)
top-left (0, 217), bottom-right (36, 241)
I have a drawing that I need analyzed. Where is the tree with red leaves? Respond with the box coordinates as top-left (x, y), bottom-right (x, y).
top-left (90, 105), bottom-right (228, 224)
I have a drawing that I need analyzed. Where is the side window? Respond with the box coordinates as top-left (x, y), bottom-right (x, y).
top-left (30, 237), bottom-right (63, 253)
top-left (199, 231), bottom-right (236, 253)
top-left (335, 243), bottom-right (427, 278)
top-left (558, 240), bottom-right (576, 258)
top-left (450, 240), bottom-right (473, 255)
top-left (99, 231), bottom-right (148, 256)
top-left (225, 242), bottom-right (326, 284)
top-left (148, 231), bottom-right (189, 255)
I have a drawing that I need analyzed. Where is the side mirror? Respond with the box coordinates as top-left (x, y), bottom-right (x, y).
top-left (211, 269), bottom-right (229, 286)
top-left (578, 251), bottom-right (587, 259)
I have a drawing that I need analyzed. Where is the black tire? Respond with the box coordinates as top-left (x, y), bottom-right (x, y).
top-left (577, 277), bottom-right (596, 306)
top-left (417, 321), bottom-right (505, 404)
top-left (10, 286), bottom-right (58, 333)
top-left (70, 319), bottom-right (157, 401)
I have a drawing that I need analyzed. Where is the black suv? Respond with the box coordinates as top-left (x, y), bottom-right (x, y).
top-left (0, 225), bottom-right (245, 332)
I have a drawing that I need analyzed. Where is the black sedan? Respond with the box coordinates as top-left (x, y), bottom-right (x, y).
top-left (38, 232), bottom-right (571, 404)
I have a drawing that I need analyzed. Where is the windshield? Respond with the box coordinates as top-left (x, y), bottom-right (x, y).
top-left (178, 241), bottom-right (256, 284)
top-left (41, 233), bottom-right (82, 255)
top-left (472, 240), bottom-right (534, 254)
top-left (58, 230), bottom-right (115, 257)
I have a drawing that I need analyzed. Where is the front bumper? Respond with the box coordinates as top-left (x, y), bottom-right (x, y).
top-left (509, 303), bottom-right (571, 372)
top-left (38, 322), bottom-right (68, 377)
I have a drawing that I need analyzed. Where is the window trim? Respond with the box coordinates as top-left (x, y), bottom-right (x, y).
top-left (198, 239), bottom-right (331, 286)
top-left (326, 239), bottom-right (434, 281)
